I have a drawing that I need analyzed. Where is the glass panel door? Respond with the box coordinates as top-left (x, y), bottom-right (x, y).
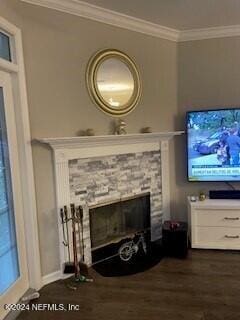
top-left (0, 71), bottom-right (28, 320)
top-left (0, 87), bottom-right (19, 294)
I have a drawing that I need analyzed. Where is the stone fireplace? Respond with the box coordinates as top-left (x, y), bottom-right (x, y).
top-left (38, 131), bottom-right (183, 274)
top-left (69, 149), bottom-right (161, 265)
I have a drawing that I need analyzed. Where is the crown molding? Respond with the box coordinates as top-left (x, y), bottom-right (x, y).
top-left (179, 25), bottom-right (240, 42)
top-left (20, 0), bottom-right (179, 42)
top-left (21, 0), bottom-right (240, 42)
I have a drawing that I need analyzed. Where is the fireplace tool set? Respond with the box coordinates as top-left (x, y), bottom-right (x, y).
top-left (60, 203), bottom-right (93, 285)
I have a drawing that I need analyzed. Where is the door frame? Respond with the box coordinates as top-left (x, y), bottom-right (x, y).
top-left (0, 17), bottom-right (42, 290)
top-left (0, 70), bottom-right (29, 320)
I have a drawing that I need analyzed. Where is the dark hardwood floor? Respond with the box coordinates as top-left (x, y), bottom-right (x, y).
top-left (17, 250), bottom-right (240, 320)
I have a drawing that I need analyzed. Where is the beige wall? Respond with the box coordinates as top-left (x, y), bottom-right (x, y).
top-left (0, 1), bottom-right (178, 275)
top-left (172, 37), bottom-right (240, 221)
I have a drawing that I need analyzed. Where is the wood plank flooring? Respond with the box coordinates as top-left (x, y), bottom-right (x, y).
top-left (17, 250), bottom-right (240, 320)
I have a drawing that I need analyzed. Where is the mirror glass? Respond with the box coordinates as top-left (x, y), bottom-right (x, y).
top-left (96, 58), bottom-right (134, 108)
top-left (86, 49), bottom-right (141, 117)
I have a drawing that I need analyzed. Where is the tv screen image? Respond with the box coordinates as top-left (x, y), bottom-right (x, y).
top-left (187, 108), bottom-right (240, 181)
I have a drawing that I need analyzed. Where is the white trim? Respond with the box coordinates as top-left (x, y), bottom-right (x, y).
top-left (0, 16), bottom-right (19, 35)
top-left (53, 153), bottom-right (71, 272)
top-left (20, 0), bottom-right (240, 42)
top-left (0, 58), bottom-right (18, 73)
top-left (0, 16), bottom-right (42, 290)
top-left (42, 271), bottom-right (62, 286)
top-left (0, 70), bottom-right (29, 320)
top-left (42, 270), bottom-right (72, 286)
top-left (160, 140), bottom-right (170, 221)
top-left (21, 0), bottom-right (179, 42)
top-left (179, 25), bottom-right (240, 42)
top-left (15, 29), bottom-right (42, 291)
top-left (37, 131), bottom-right (184, 149)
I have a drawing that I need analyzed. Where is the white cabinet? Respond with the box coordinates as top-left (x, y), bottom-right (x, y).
top-left (188, 198), bottom-right (240, 250)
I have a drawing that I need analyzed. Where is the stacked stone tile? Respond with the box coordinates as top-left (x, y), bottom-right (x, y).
top-left (68, 150), bottom-right (162, 265)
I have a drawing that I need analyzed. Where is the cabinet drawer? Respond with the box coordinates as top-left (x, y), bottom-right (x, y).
top-left (192, 226), bottom-right (240, 249)
top-left (192, 209), bottom-right (240, 227)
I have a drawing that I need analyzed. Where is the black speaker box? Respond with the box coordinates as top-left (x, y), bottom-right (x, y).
top-left (209, 190), bottom-right (240, 199)
top-left (162, 221), bottom-right (188, 258)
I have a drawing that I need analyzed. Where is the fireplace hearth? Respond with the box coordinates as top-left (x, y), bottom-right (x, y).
top-left (92, 239), bottom-right (163, 277)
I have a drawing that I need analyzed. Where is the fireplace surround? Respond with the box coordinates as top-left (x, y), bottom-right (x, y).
top-left (68, 148), bottom-right (162, 266)
top-left (38, 131), bottom-right (184, 274)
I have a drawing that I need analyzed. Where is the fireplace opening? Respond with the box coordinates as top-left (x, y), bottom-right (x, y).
top-left (89, 193), bottom-right (150, 264)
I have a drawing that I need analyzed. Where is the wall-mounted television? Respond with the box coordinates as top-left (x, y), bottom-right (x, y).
top-left (187, 108), bottom-right (240, 181)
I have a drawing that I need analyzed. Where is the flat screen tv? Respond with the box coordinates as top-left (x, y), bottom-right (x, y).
top-left (187, 108), bottom-right (240, 181)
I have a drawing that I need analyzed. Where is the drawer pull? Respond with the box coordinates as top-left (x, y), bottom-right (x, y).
top-left (224, 217), bottom-right (239, 220)
top-left (224, 235), bottom-right (239, 239)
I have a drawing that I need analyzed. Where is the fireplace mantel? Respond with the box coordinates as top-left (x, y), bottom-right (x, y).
top-left (37, 131), bottom-right (184, 272)
top-left (37, 131), bottom-right (184, 149)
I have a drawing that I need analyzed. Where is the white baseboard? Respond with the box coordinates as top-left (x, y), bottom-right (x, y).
top-left (42, 270), bottom-right (73, 287)
top-left (42, 270), bottom-right (62, 286)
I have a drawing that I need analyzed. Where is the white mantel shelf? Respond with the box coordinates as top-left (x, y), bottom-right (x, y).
top-left (37, 131), bottom-right (184, 149)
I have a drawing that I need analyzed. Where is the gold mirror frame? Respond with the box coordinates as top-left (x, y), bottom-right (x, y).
top-left (86, 49), bottom-right (141, 117)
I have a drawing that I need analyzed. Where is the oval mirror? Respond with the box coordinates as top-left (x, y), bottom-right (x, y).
top-left (86, 49), bottom-right (141, 117)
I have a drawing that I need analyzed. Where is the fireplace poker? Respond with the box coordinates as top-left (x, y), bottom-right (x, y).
top-left (61, 206), bottom-right (72, 274)
top-left (70, 203), bottom-right (80, 279)
top-left (76, 207), bottom-right (83, 261)
top-left (79, 205), bottom-right (85, 262)
top-left (70, 204), bottom-right (92, 283)
top-left (64, 205), bottom-right (71, 262)
top-left (60, 208), bottom-right (68, 247)
top-left (76, 206), bottom-right (89, 277)
top-left (62, 206), bottom-right (75, 274)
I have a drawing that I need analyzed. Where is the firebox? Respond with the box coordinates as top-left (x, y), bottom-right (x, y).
top-left (89, 193), bottom-right (150, 264)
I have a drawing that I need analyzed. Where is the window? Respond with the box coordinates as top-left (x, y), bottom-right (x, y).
top-left (0, 31), bottom-right (11, 62)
